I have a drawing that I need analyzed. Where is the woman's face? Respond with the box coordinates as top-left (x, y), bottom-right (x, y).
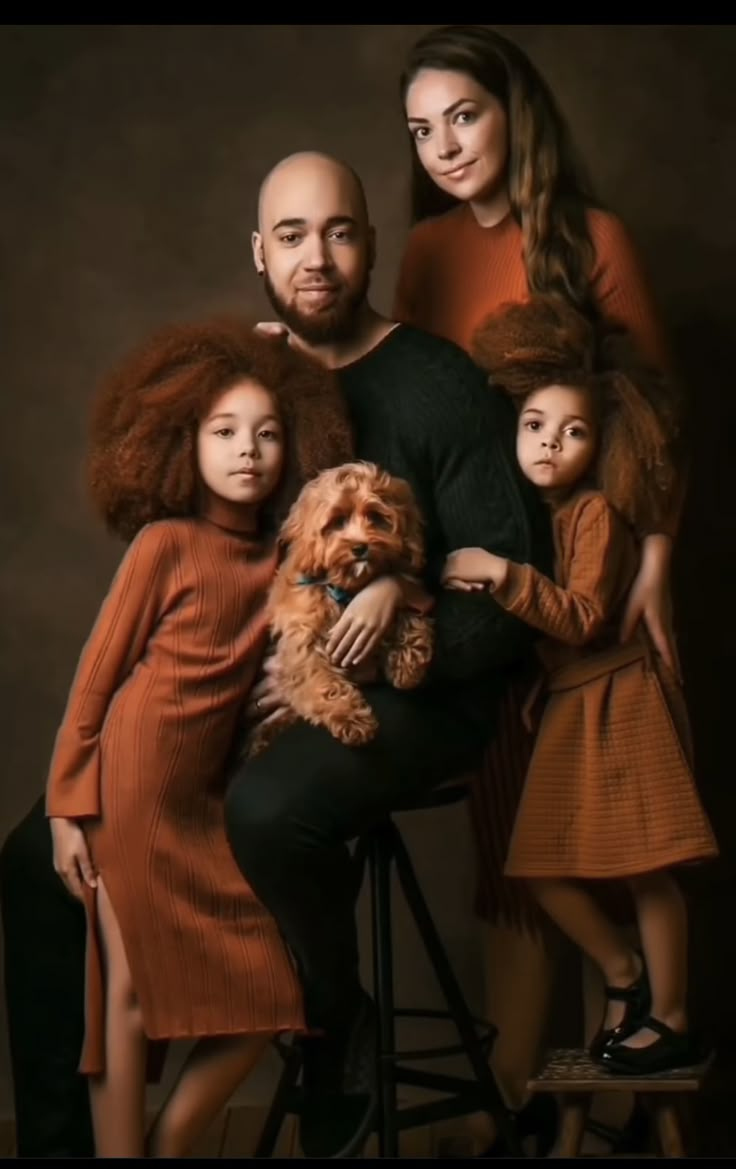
top-left (405, 68), bottom-right (509, 207)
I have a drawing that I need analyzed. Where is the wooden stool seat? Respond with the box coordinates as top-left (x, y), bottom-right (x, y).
top-left (527, 1047), bottom-right (714, 1157)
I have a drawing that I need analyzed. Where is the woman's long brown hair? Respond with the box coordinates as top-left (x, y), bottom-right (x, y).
top-left (400, 24), bottom-right (600, 317)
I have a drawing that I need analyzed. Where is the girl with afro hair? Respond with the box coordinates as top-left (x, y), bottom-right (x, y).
top-left (443, 295), bottom-right (717, 1076)
top-left (45, 316), bottom-right (353, 1156)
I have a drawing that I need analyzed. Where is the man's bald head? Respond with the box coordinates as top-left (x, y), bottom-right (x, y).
top-left (252, 151), bottom-right (375, 345)
top-left (256, 152), bottom-right (369, 232)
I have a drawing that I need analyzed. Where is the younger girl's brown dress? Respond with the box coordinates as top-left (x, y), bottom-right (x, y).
top-left (46, 517), bottom-right (304, 1074)
top-left (492, 491), bottom-right (718, 880)
top-left (393, 202), bottom-right (677, 931)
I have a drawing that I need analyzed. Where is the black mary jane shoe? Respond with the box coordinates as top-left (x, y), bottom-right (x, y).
top-left (589, 960), bottom-right (651, 1060)
top-left (598, 1016), bottom-right (705, 1075)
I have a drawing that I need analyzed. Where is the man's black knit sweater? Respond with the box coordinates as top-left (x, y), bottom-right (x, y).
top-left (338, 324), bottom-right (552, 719)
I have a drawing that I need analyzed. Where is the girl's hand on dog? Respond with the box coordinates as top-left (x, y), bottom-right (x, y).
top-left (327, 576), bottom-right (404, 668)
top-left (245, 653), bottom-right (291, 726)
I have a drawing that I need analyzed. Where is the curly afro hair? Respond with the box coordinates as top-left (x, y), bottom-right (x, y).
top-left (88, 317), bottom-right (354, 541)
top-left (472, 296), bottom-right (681, 531)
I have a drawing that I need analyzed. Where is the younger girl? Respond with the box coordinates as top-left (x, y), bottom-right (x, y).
top-left (443, 296), bottom-right (717, 1074)
top-left (45, 318), bottom-right (352, 1155)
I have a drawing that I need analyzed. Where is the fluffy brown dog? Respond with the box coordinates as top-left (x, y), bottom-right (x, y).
top-left (247, 461), bottom-right (434, 754)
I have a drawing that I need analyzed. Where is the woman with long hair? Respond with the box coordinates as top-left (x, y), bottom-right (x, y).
top-left (395, 24), bottom-right (685, 1154)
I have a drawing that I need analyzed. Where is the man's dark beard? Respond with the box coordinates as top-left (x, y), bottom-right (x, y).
top-left (262, 268), bottom-right (370, 345)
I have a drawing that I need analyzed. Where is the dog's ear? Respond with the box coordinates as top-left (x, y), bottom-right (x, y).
top-left (278, 481), bottom-right (327, 579)
top-left (278, 503), bottom-right (304, 551)
top-left (386, 475), bottom-right (426, 576)
top-left (401, 494), bottom-right (426, 575)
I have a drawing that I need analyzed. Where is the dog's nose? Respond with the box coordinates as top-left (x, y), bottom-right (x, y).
top-left (351, 544), bottom-right (368, 559)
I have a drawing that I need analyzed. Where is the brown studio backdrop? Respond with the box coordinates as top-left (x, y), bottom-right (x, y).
top-left (1, 23), bottom-right (735, 1118)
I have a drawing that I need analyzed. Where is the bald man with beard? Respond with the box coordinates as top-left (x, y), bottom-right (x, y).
top-left (0, 151), bottom-right (550, 1160)
top-left (221, 152), bottom-right (549, 1158)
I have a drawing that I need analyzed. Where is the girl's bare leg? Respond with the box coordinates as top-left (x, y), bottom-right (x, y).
top-left (146, 1032), bottom-right (273, 1157)
top-left (90, 878), bottom-right (148, 1157)
top-left (531, 878), bottom-right (641, 1031)
top-left (464, 922), bottom-right (555, 1151)
top-left (484, 921), bottom-right (555, 1109)
top-left (621, 870), bottom-right (688, 1047)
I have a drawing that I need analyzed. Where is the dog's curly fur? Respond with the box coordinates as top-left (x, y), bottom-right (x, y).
top-left (247, 461), bottom-right (434, 753)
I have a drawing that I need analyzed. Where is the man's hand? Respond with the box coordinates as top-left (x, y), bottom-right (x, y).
top-left (326, 576), bottom-right (405, 668)
top-left (50, 817), bottom-right (97, 901)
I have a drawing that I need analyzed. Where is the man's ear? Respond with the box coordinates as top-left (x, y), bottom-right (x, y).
top-left (252, 231), bottom-right (265, 275)
top-left (367, 225), bottom-right (377, 272)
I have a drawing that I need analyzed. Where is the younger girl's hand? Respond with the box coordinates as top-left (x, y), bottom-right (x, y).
top-left (443, 578), bottom-right (486, 592)
top-left (326, 576), bottom-right (403, 668)
top-left (50, 817), bottom-right (97, 900)
top-left (442, 548), bottom-right (509, 591)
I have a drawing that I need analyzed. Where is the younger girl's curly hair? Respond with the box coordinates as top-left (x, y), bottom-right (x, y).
top-left (88, 317), bottom-right (354, 542)
top-left (471, 296), bottom-right (681, 532)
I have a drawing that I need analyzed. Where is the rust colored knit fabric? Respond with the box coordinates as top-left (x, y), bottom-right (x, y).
top-left (46, 518), bottom-right (304, 1074)
top-left (394, 205), bottom-right (683, 928)
top-left (394, 205), bottom-right (670, 370)
top-left (496, 492), bottom-right (717, 878)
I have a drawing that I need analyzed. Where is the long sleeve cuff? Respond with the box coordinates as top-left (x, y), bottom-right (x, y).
top-left (493, 561), bottom-right (533, 611)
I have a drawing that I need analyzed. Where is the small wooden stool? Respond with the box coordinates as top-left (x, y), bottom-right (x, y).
top-left (527, 1047), bottom-right (714, 1157)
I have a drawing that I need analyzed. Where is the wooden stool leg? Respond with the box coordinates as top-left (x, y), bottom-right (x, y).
top-left (652, 1095), bottom-right (686, 1157)
top-left (555, 1092), bottom-right (591, 1158)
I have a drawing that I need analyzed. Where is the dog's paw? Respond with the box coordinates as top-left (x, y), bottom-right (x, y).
top-left (386, 659), bottom-right (427, 690)
top-left (384, 645), bottom-right (432, 689)
top-left (383, 615), bottom-right (434, 690)
top-left (330, 708), bottom-right (379, 747)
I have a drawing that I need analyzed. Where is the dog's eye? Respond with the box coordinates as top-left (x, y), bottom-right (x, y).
top-left (366, 510), bottom-right (390, 529)
top-left (326, 514), bottom-right (348, 532)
